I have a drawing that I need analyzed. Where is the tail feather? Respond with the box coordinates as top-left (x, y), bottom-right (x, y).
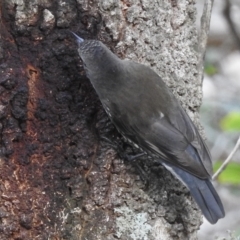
top-left (164, 163), bottom-right (225, 224)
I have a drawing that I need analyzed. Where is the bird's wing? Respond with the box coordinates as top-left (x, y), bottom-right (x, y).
top-left (111, 107), bottom-right (212, 179)
top-left (106, 62), bottom-right (213, 179)
top-left (165, 105), bottom-right (213, 177)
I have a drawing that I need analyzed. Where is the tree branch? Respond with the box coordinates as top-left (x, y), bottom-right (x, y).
top-left (223, 0), bottom-right (240, 50)
top-left (197, 0), bottom-right (214, 83)
top-left (213, 136), bottom-right (240, 180)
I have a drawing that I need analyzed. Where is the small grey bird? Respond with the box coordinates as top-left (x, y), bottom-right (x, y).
top-left (71, 32), bottom-right (225, 224)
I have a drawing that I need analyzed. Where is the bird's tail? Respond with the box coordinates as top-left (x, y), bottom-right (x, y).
top-left (163, 163), bottom-right (225, 224)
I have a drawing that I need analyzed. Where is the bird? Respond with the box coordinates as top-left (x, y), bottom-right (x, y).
top-left (70, 32), bottom-right (225, 224)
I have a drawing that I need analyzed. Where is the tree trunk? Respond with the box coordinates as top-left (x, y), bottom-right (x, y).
top-left (0, 0), bottom-right (204, 239)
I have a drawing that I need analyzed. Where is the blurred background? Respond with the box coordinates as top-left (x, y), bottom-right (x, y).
top-left (196, 1), bottom-right (240, 239)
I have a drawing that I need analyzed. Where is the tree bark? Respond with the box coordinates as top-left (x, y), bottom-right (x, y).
top-left (0, 0), bottom-right (204, 239)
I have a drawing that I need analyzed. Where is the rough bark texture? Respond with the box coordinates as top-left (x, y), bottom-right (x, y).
top-left (0, 0), bottom-right (203, 239)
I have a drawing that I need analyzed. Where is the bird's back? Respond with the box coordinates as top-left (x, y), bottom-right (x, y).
top-left (104, 60), bottom-right (213, 179)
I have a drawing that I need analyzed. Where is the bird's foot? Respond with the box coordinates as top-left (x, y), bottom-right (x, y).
top-left (100, 135), bottom-right (149, 185)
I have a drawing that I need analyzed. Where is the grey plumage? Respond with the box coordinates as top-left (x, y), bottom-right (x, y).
top-left (72, 33), bottom-right (225, 224)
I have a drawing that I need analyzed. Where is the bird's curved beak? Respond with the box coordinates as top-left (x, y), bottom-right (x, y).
top-left (69, 31), bottom-right (84, 43)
